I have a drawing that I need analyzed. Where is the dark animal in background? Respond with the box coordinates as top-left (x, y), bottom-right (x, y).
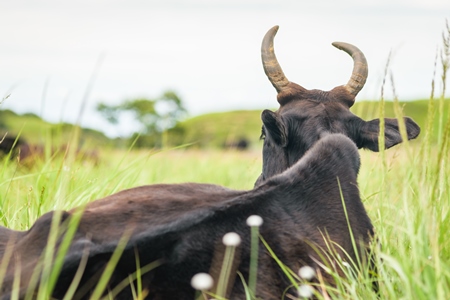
top-left (0, 26), bottom-right (420, 299)
top-left (0, 135), bottom-right (47, 162)
top-left (222, 137), bottom-right (249, 151)
top-left (0, 135), bottom-right (26, 158)
top-left (0, 135), bottom-right (99, 165)
top-left (0, 136), bottom-right (17, 154)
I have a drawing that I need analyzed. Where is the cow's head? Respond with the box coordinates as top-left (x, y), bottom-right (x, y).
top-left (257, 26), bottom-right (420, 183)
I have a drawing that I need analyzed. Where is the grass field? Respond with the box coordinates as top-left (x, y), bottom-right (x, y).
top-left (0, 148), bottom-right (261, 227)
top-left (0, 94), bottom-right (449, 299)
top-left (1, 24), bottom-right (449, 298)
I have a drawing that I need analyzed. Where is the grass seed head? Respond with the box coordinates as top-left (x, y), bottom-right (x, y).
top-left (298, 265), bottom-right (316, 281)
top-left (246, 215), bottom-right (263, 227)
top-left (222, 232), bottom-right (241, 246)
top-left (297, 284), bottom-right (314, 298)
top-left (191, 272), bottom-right (214, 291)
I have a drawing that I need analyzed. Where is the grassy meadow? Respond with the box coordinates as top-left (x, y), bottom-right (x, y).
top-left (0, 148), bottom-right (262, 229)
top-left (0, 95), bottom-right (449, 299)
top-left (1, 22), bottom-right (450, 297)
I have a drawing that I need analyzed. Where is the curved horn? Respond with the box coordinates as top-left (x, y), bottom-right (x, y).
top-left (332, 42), bottom-right (368, 97)
top-left (261, 26), bottom-right (290, 93)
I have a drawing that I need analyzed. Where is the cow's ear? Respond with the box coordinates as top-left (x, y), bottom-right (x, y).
top-left (261, 109), bottom-right (288, 147)
top-left (359, 117), bottom-right (420, 151)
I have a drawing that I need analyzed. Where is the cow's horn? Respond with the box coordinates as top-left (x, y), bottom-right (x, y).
top-left (261, 25), bottom-right (290, 93)
top-left (332, 42), bottom-right (368, 97)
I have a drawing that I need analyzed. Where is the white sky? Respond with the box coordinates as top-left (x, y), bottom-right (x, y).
top-left (0, 0), bottom-right (449, 137)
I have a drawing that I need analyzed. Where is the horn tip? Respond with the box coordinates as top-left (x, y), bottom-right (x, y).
top-left (332, 42), bottom-right (345, 50)
top-left (268, 25), bottom-right (279, 33)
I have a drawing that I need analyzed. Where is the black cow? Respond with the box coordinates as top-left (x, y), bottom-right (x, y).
top-left (0, 135), bottom-right (371, 299)
top-left (0, 26), bottom-right (420, 299)
top-left (256, 26), bottom-right (420, 185)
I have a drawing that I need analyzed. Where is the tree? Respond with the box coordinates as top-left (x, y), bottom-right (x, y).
top-left (156, 91), bottom-right (187, 131)
top-left (96, 90), bottom-right (187, 147)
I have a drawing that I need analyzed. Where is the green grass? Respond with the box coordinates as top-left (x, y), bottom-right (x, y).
top-left (0, 105), bottom-right (449, 298)
top-left (0, 147), bottom-right (261, 230)
top-left (1, 88), bottom-right (450, 299)
top-left (1, 25), bottom-right (449, 297)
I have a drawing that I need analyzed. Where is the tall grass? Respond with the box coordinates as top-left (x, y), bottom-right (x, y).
top-left (1, 102), bottom-right (448, 299)
top-left (1, 25), bottom-right (449, 300)
top-left (0, 147), bottom-right (260, 230)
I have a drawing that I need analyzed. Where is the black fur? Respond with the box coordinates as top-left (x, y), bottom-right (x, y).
top-left (256, 86), bottom-right (420, 185)
top-left (0, 30), bottom-right (421, 299)
top-left (1, 135), bottom-right (372, 299)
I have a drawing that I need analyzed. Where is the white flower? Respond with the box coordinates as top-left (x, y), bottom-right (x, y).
top-left (298, 265), bottom-right (316, 280)
top-left (246, 215), bottom-right (264, 227)
top-left (191, 273), bottom-right (214, 291)
top-left (297, 284), bottom-right (314, 298)
top-left (222, 232), bottom-right (241, 246)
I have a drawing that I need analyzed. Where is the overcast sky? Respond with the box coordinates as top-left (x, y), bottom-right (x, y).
top-left (1, 0), bottom-right (449, 136)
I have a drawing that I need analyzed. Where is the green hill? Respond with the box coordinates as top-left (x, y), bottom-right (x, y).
top-left (0, 109), bottom-right (111, 147)
top-left (167, 99), bottom-right (449, 149)
top-left (1, 99), bottom-right (448, 150)
top-left (167, 110), bottom-right (264, 149)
